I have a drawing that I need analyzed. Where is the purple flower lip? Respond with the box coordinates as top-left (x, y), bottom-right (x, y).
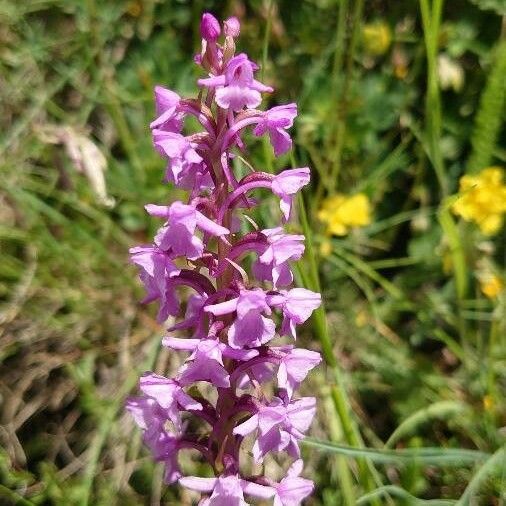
top-left (127, 12), bottom-right (318, 504)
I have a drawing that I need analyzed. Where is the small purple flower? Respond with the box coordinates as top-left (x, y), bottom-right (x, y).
top-left (206, 288), bottom-right (276, 348)
top-left (178, 339), bottom-right (231, 388)
top-left (277, 348), bottom-right (321, 398)
top-left (129, 245), bottom-right (180, 322)
top-left (269, 287), bottom-right (321, 339)
top-left (253, 228), bottom-right (305, 287)
top-left (152, 130), bottom-right (206, 187)
top-left (129, 245), bottom-right (180, 284)
top-left (272, 460), bottom-right (314, 506)
top-left (272, 168), bottom-right (311, 221)
top-left (139, 373), bottom-right (202, 429)
top-left (126, 396), bottom-right (165, 433)
top-left (172, 336), bottom-right (257, 388)
top-left (234, 397), bottom-right (316, 462)
top-left (125, 397), bottom-right (182, 483)
top-left (146, 201), bottom-right (229, 260)
top-left (199, 54), bottom-right (273, 111)
top-left (180, 474), bottom-right (274, 505)
top-left (150, 86), bottom-right (183, 131)
top-left (168, 293), bottom-right (208, 337)
top-left (253, 104), bottom-right (298, 156)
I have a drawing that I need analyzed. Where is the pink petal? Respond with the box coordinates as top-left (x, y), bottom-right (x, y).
top-left (233, 414), bottom-right (259, 436)
top-left (179, 476), bottom-right (217, 493)
top-left (205, 297), bottom-right (239, 315)
top-left (196, 210), bottom-right (230, 236)
top-left (161, 336), bottom-right (199, 350)
top-left (241, 480), bottom-right (276, 499)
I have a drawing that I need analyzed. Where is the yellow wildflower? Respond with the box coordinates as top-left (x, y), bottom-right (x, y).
top-left (483, 395), bottom-right (494, 411)
top-left (319, 239), bottom-right (333, 257)
top-left (452, 167), bottom-right (506, 235)
top-left (318, 193), bottom-right (372, 236)
top-left (355, 309), bottom-right (368, 328)
top-left (480, 274), bottom-right (503, 299)
top-left (362, 21), bottom-right (392, 56)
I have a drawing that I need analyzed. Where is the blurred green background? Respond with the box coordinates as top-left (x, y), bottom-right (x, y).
top-left (0, 0), bottom-right (505, 504)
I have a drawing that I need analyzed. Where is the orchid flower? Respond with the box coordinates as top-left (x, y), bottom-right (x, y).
top-left (127, 13), bottom-right (320, 505)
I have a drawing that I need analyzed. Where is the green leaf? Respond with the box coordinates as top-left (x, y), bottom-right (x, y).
top-left (302, 438), bottom-right (489, 466)
top-left (467, 40), bottom-right (506, 172)
top-left (357, 485), bottom-right (457, 505)
top-left (456, 446), bottom-right (506, 505)
top-left (385, 401), bottom-right (471, 448)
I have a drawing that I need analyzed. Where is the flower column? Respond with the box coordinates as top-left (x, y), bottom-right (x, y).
top-left (127, 13), bottom-right (322, 505)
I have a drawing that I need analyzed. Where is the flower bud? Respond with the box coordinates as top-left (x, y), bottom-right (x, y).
top-left (200, 13), bottom-right (221, 41)
top-left (224, 16), bottom-right (240, 37)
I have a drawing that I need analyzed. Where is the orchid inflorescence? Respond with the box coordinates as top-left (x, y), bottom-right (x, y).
top-left (126, 12), bottom-right (322, 505)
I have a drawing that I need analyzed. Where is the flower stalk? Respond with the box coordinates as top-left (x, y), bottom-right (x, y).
top-left (126, 13), bottom-right (321, 504)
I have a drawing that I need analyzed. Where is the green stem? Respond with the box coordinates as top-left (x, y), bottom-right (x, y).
top-left (438, 205), bottom-right (468, 354)
top-left (419, 0), bottom-right (447, 196)
top-left (261, 0), bottom-right (274, 173)
top-left (456, 446), bottom-right (506, 505)
top-left (298, 192), bottom-right (382, 497)
top-left (328, 0), bottom-right (364, 193)
top-left (325, 0), bottom-right (348, 172)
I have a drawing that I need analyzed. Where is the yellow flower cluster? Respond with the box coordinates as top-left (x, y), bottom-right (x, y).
top-left (318, 193), bottom-right (372, 236)
top-left (480, 274), bottom-right (503, 299)
top-left (452, 167), bottom-right (506, 235)
top-left (362, 21), bottom-right (392, 56)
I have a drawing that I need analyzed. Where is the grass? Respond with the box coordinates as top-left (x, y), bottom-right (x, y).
top-left (0, 1), bottom-right (505, 505)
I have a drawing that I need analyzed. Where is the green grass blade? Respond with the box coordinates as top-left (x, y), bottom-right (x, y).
top-left (332, 245), bottom-right (405, 300)
top-left (355, 139), bottom-right (411, 194)
top-left (357, 485), bottom-right (457, 505)
top-left (419, 0), bottom-right (447, 196)
top-left (385, 401), bottom-right (471, 448)
top-left (297, 192), bottom-right (382, 494)
top-left (303, 438), bottom-right (489, 466)
top-left (438, 208), bottom-right (468, 300)
top-left (456, 446), bottom-right (506, 505)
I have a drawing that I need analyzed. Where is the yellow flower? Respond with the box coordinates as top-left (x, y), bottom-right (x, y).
top-left (480, 274), bottom-right (503, 299)
top-left (452, 167), bottom-right (506, 235)
top-left (355, 309), bottom-right (368, 328)
top-left (483, 394), bottom-right (494, 411)
top-left (319, 239), bottom-right (333, 257)
top-left (318, 193), bottom-right (372, 236)
top-left (362, 21), bottom-right (392, 56)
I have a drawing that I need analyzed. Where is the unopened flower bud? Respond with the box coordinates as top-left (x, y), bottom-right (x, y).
top-left (224, 16), bottom-right (240, 37)
top-left (201, 13), bottom-right (221, 41)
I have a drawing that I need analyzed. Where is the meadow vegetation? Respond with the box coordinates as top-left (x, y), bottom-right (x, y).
top-left (0, 0), bottom-right (505, 504)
